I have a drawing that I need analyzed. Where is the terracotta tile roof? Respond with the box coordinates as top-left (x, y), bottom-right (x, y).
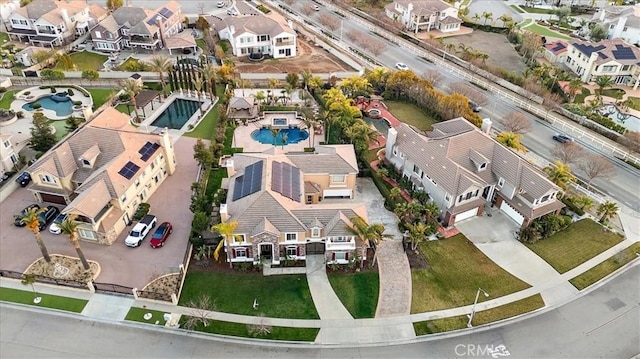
top-left (64, 179), bottom-right (111, 219)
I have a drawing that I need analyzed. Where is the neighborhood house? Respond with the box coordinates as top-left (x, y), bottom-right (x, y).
top-left (384, 0), bottom-right (462, 34)
top-left (213, 15), bottom-right (297, 58)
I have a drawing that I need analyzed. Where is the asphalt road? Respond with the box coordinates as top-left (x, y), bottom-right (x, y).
top-left (1, 263), bottom-right (638, 358)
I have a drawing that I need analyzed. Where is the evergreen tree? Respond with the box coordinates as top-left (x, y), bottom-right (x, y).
top-left (29, 113), bottom-right (56, 152)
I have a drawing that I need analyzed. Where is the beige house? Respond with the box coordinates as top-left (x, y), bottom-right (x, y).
top-left (214, 15), bottom-right (297, 59)
top-left (0, 134), bottom-right (20, 178)
top-left (385, 0), bottom-right (462, 34)
top-left (565, 38), bottom-right (640, 88)
top-left (220, 145), bottom-right (367, 266)
top-left (26, 107), bottom-right (177, 244)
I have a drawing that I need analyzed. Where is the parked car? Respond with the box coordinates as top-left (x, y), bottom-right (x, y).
top-left (395, 62), bottom-right (409, 71)
top-left (125, 215), bottom-right (157, 247)
top-left (49, 212), bottom-right (68, 234)
top-left (14, 204), bottom-right (40, 227)
top-left (313, 4), bottom-right (320, 10)
top-left (38, 206), bottom-right (60, 231)
top-left (150, 222), bottom-right (173, 248)
top-left (553, 134), bottom-right (573, 143)
top-left (469, 100), bottom-right (482, 112)
top-left (217, 0), bottom-right (225, 7)
top-left (16, 172), bottom-right (31, 187)
top-left (227, 8), bottom-right (237, 16)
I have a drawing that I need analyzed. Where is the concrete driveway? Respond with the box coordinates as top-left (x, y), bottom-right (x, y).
top-left (355, 178), bottom-right (402, 240)
top-left (0, 137), bottom-right (199, 289)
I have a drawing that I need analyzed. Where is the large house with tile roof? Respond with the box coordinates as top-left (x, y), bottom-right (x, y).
top-left (592, 5), bottom-right (640, 46)
top-left (385, 118), bottom-right (564, 228)
top-left (564, 38), bottom-right (640, 89)
top-left (219, 145), bottom-right (367, 265)
top-left (4, 0), bottom-right (108, 47)
top-left (25, 107), bottom-right (177, 244)
top-left (214, 15), bottom-right (296, 58)
top-left (89, 0), bottom-right (182, 52)
top-left (384, 0), bottom-right (461, 34)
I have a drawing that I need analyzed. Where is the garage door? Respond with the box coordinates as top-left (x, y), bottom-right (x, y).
top-left (306, 242), bottom-right (325, 254)
top-left (455, 207), bottom-right (479, 223)
top-left (500, 201), bottom-right (525, 225)
top-left (323, 189), bottom-right (353, 198)
top-left (40, 193), bottom-right (66, 205)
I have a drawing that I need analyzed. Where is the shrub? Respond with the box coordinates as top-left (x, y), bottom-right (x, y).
top-left (0, 87), bottom-right (6, 93)
top-left (32, 102), bottom-right (42, 109)
top-left (561, 196), bottom-right (585, 216)
top-left (67, 88), bottom-right (74, 96)
top-left (72, 100), bottom-right (82, 106)
top-left (119, 93), bottom-right (131, 102)
top-left (23, 91), bottom-right (31, 96)
top-left (38, 85), bottom-right (49, 89)
top-left (50, 87), bottom-right (56, 93)
top-left (16, 111), bottom-right (24, 119)
top-left (132, 203), bottom-right (151, 221)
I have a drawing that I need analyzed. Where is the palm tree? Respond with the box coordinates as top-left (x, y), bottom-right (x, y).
top-left (121, 79), bottom-right (142, 122)
top-left (18, 207), bottom-right (50, 263)
top-left (300, 117), bottom-right (317, 148)
top-left (496, 132), bottom-right (527, 153)
top-left (270, 127), bottom-right (281, 146)
top-left (254, 90), bottom-right (266, 106)
top-left (596, 201), bottom-right (618, 224)
top-left (405, 222), bottom-right (434, 250)
top-left (481, 11), bottom-right (493, 25)
top-left (148, 55), bottom-right (172, 97)
top-left (543, 161), bottom-right (576, 190)
top-left (497, 14), bottom-right (512, 27)
top-left (350, 217), bottom-right (392, 268)
top-left (58, 214), bottom-right (90, 270)
top-left (389, 187), bottom-right (403, 203)
top-left (574, 195), bottom-right (594, 211)
top-left (299, 69), bottom-right (313, 90)
top-left (200, 63), bottom-right (218, 99)
top-left (472, 12), bottom-right (481, 23)
top-left (567, 77), bottom-right (583, 102)
top-left (595, 75), bottom-right (614, 99)
top-left (211, 221), bottom-right (239, 268)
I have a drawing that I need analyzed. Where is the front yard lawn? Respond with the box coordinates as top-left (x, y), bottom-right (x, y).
top-left (179, 272), bottom-right (319, 319)
top-left (523, 24), bottom-right (572, 40)
top-left (385, 100), bottom-right (438, 131)
top-left (413, 294), bottom-right (544, 334)
top-left (570, 242), bottom-right (640, 290)
top-left (520, 6), bottom-right (555, 14)
top-left (125, 307), bottom-right (168, 325)
top-left (525, 219), bottom-right (624, 274)
top-left (573, 86), bottom-right (591, 104)
top-left (328, 271), bottom-right (379, 318)
top-left (0, 287), bottom-right (87, 312)
top-left (411, 234), bottom-right (530, 313)
top-left (65, 51), bottom-right (107, 71)
top-left (180, 317), bottom-right (319, 341)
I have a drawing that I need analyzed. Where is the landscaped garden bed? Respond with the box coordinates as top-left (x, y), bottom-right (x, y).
top-left (24, 254), bottom-right (100, 283)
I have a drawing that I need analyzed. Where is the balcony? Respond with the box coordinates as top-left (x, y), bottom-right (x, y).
top-left (36, 28), bottom-right (57, 35)
top-left (325, 237), bottom-right (356, 251)
top-left (129, 35), bottom-right (159, 45)
top-left (275, 39), bottom-right (295, 46)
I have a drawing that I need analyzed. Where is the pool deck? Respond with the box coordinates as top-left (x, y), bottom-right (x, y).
top-left (233, 118), bottom-right (325, 153)
top-left (136, 92), bottom-right (213, 141)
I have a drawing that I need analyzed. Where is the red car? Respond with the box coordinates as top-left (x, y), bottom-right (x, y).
top-left (149, 222), bottom-right (172, 248)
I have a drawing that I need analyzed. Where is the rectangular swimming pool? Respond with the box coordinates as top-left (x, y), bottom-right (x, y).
top-left (150, 99), bottom-right (201, 129)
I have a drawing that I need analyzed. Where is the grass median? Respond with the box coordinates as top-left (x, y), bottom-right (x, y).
top-left (0, 287), bottom-right (87, 313)
top-left (570, 242), bottom-right (640, 290)
top-left (179, 317), bottom-right (319, 341)
top-left (125, 307), bottom-right (168, 326)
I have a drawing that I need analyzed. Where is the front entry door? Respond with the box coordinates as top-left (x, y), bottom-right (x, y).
top-left (260, 244), bottom-right (272, 259)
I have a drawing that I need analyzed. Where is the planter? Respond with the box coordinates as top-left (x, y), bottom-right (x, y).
top-left (0, 114), bottom-right (17, 127)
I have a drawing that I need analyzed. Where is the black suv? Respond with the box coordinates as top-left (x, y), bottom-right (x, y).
top-left (38, 206), bottom-right (60, 231)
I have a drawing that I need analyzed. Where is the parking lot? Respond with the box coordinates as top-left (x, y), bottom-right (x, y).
top-left (0, 137), bottom-right (199, 289)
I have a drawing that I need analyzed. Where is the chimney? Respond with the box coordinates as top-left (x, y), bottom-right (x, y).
top-left (159, 128), bottom-right (176, 175)
top-left (156, 16), bottom-right (165, 48)
top-left (220, 203), bottom-right (229, 222)
top-left (481, 118), bottom-right (492, 134)
top-left (385, 127), bottom-right (397, 161)
top-left (225, 159), bottom-right (235, 177)
top-left (60, 8), bottom-right (70, 25)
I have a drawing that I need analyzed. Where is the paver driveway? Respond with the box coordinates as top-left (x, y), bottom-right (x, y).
top-left (0, 137), bottom-right (199, 289)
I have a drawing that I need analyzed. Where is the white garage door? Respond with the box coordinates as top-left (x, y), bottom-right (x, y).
top-left (500, 201), bottom-right (525, 225)
top-left (455, 207), bottom-right (479, 223)
top-left (323, 189), bottom-right (353, 198)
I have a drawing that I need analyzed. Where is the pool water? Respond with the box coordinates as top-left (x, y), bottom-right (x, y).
top-left (150, 99), bottom-right (201, 129)
top-left (364, 116), bottom-right (391, 137)
top-left (251, 128), bottom-right (309, 145)
top-left (600, 105), bottom-right (640, 132)
top-left (22, 95), bottom-right (73, 117)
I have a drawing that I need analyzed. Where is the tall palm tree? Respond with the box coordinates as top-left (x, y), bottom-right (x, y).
top-left (300, 117), bottom-right (317, 148)
top-left (270, 127), bottom-right (281, 146)
top-left (543, 161), bottom-right (576, 190)
top-left (481, 11), bottom-right (493, 25)
top-left (254, 91), bottom-right (266, 106)
top-left (58, 214), bottom-right (90, 270)
top-left (472, 12), bottom-right (481, 23)
top-left (567, 77), bottom-right (583, 102)
top-left (497, 14), bottom-right (512, 27)
top-left (349, 217), bottom-right (391, 268)
top-left (496, 132), bottom-right (527, 153)
top-left (596, 201), bottom-right (618, 224)
top-left (18, 207), bottom-right (50, 263)
top-left (121, 79), bottom-right (142, 122)
top-left (211, 221), bottom-right (239, 268)
top-left (299, 69), bottom-right (313, 91)
top-left (200, 63), bottom-right (218, 99)
top-left (595, 75), bottom-right (614, 99)
top-left (574, 195), bottom-right (594, 211)
top-left (148, 55), bottom-right (172, 97)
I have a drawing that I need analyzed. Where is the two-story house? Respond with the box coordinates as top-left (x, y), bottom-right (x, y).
top-left (25, 107), bottom-right (177, 244)
top-left (591, 5), bottom-right (640, 46)
top-left (0, 134), bottom-right (20, 178)
top-left (4, 0), bottom-right (107, 47)
top-left (385, 118), bottom-right (564, 228)
top-left (564, 38), bottom-right (640, 89)
top-left (543, 40), bottom-right (568, 65)
top-left (219, 145), bottom-right (367, 266)
top-left (384, 0), bottom-right (462, 34)
top-left (90, 1), bottom-right (182, 52)
top-left (215, 15), bottom-right (296, 59)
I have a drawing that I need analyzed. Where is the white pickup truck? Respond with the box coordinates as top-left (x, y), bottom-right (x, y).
top-left (125, 215), bottom-right (157, 247)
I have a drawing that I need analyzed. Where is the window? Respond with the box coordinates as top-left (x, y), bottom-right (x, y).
top-left (120, 193), bottom-right (127, 203)
top-left (479, 162), bottom-right (487, 170)
top-left (78, 228), bottom-right (97, 240)
top-left (285, 233), bottom-right (297, 242)
top-left (444, 193), bottom-right (451, 202)
top-left (413, 164), bottom-right (421, 175)
top-left (258, 34), bottom-right (269, 41)
top-left (3, 140), bottom-right (10, 148)
top-left (81, 159), bottom-right (91, 167)
top-left (541, 194), bottom-right (550, 203)
top-left (623, 26), bottom-right (628, 31)
top-left (40, 174), bottom-right (57, 184)
top-left (10, 154), bottom-right (19, 164)
top-left (331, 236), bottom-right (350, 242)
top-left (286, 246), bottom-right (297, 257)
top-left (335, 252), bottom-right (346, 261)
top-left (235, 248), bottom-right (247, 258)
top-left (278, 49), bottom-right (285, 55)
top-left (331, 175), bottom-right (346, 184)
top-left (154, 175), bottom-right (159, 184)
top-left (234, 234), bottom-right (246, 243)
top-left (602, 65), bottom-right (617, 73)
top-left (134, 178), bottom-right (140, 188)
top-left (311, 228), bottom-right (320, 237)
top-left (498, 177), bottom-right (505, 188)
top-left (70, 17), bottom-right (75, 22)
top-left (94, 31), bottom-right (101, 39)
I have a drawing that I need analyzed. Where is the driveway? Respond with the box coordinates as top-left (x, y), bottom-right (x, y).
top-left (0, 137), bottom-right (199, 289)
top-left (456, 208), bottom-right (578, 305)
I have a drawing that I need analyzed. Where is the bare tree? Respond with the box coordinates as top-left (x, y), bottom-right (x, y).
top-left (301, 3), bottom-right (315, 15)
top-left (182, 295), bottom-right (216, 330)
top-left (247, 313), bottom-right (272, 337)
top-left (502, 112), bottom-right (532, 134)
top-left (346, 29), bottom-right (363, 42)
top-left (318, 13), bottom-right (340, 31)
top-left (578, 155), bottom-right (616, 187)
top-left (551, 142), bottom-right (585, 165)
top-left (422, 70), bottom-right (443, 85)
top-left (366, 38), bottom-right (387, 56)
top-left (448, 82), bottom-right (487, 106)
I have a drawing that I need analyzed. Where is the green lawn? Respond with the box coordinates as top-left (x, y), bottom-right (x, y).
top-left (87, 88), bottom-right (117, 110)
top-left (573, 86), bottom-right (591, 104)
top-left (328, 271), bottom-right (379, 318)
top-left (63, 51), bottom-right (107, 71)
top-left (509, 5), bottom-right (525, 13)
top-left (0, 32), bottom-right (9, 45)
top-left (413, 294), bottom-right (544, 335)
top-left (0, 90), bottom-right (18, 109)
top-left (206, 168), bottom-right (227, 199)
top-left (570, 242), bottom-right (640, 290)
top-left (525, 219), bottom-right (624, 274)
top-left (0, 287), bottom-right (87, 312)
top-left (125, 307), bottom-right (168, 325)
top-left (179, 272), bottom-right (319, 319)
top-left (520, 6), bottom-right (555, 14)
top-left (523, 24), bottom-right (572, 40)
top-left (626, 96), bottom-right (640, 111)
top-left (597, 88), bottom-right (625, 100)
top-left (184, 85), bottom-right (224, 140)
top-left (50, 120), bottom-right (69, 140)
top-left (115, 103), bottom-right (131, 115)
top-left (180, 317), bottom-right (319, 341)
top-left (411, 234), bottom-right (530, 313)
top-left (385, 100), bottom-right (438, 131)
top-left (196, 38), bottom-right (209, 53)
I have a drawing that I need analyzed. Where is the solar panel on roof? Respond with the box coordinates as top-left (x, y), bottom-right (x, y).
top-left (272, 161), bottom-right (283, 193)
top-left (613, 46), bottom-right (636, 60)
top-left (270, 161), bottom-right (301, 202)
top-left (159, 7), bottom-right (173, 18)
top-left (232, 161), bottom-right (263, 201)
top-left (139, 142), bottom-right (160, 162)
top-left (118, 161), bottom-right (140, 180)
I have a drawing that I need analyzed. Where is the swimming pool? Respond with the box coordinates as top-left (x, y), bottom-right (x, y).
top-left (150, 99), bottom-right (201, 129)
top-left (600, 105), bottom-right (640, 132)
top-left (251, 128), bottom-right (309, 145)
top-left (364, 116), bottom-right (391, 137)
top-left (22, 94), bottom-right (73, 117)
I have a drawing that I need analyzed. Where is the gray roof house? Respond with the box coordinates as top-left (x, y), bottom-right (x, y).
top-left (385, 118), bottom-right (564, 228)
top-left (218, 145), bottom-right (366, 266)
top-left (215, 14), bottom-right (297, 59)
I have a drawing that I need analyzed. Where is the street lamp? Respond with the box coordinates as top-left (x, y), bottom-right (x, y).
top-left (467, 287), bottom-right (489, 328)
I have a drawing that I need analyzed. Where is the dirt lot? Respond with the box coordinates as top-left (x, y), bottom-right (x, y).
top-left (444, 31), bottom-right (527, 75)
top-left (233, 35), bottom-right (356, 74)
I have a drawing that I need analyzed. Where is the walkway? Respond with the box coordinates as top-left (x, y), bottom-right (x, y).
top-left (375, 240), bottom-right (412, 317)
top-left (305, 254), bottom-right (352, 320)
